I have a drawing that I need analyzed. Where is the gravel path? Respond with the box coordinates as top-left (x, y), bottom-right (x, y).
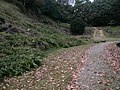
top-left (78, 42), bottom-right (120, 90)
top-left (1, 42), bottom-right (120, 90)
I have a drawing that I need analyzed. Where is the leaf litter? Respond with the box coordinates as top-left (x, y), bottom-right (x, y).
top-left (0, 45), bottom-right (90, 90)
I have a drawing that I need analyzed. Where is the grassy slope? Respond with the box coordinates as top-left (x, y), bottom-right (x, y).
top-left (102, 26), bottom-right (120, 38)
top-left (0, 0), bottom-right (86, 78)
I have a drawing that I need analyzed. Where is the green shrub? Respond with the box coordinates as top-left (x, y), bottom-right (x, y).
top-left (70, 18), bottom-right (85, 35)
top-left (0, 47), bottom-right (43, 77)
top-left (0, 32), bottom-right (84, 78)
top-left (0, 33), bottom-right (44, 78)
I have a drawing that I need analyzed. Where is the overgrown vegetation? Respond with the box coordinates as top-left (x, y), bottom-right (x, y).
top-left (0, 0), bottom-right (85, 78)
top-left (70, 18), bottom-right (85, 35)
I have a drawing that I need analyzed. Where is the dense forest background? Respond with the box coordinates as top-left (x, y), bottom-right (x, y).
top-left (4, 0), bottom-right (120, 34)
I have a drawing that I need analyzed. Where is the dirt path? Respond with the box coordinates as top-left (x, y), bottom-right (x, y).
top-left (1, 41), bottom-right (120, 90)
top-left (68, 42), bottom-right (120, 90)
top-left (93, 27), bottom-right (106, 41)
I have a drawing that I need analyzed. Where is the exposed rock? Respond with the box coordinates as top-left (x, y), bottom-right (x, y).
top-left (0, 22), bottom-right (25, 34)
top-left (6, 27), bottom-right (24, 34)
top-left (0, 24), bottom-right (11, 32)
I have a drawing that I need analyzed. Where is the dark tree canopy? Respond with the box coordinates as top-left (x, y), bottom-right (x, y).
top-left (70, 17), bottom-right (85, 35)
top-left (4, 0), bottom-right (120, 34)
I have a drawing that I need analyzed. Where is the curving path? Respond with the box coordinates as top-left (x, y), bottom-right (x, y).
top-left (78, 42), bottom-right (120, 90)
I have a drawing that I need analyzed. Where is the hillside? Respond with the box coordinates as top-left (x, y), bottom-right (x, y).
top-left (0, 0), bottom-right (120, 90)
top-left (102, 26), bottom-right (120, 38)
top-left (0, 0), bottom-right (86, 78)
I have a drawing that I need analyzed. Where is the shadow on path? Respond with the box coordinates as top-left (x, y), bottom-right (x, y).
top-left (116, 43), bottom-right (120, 47)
